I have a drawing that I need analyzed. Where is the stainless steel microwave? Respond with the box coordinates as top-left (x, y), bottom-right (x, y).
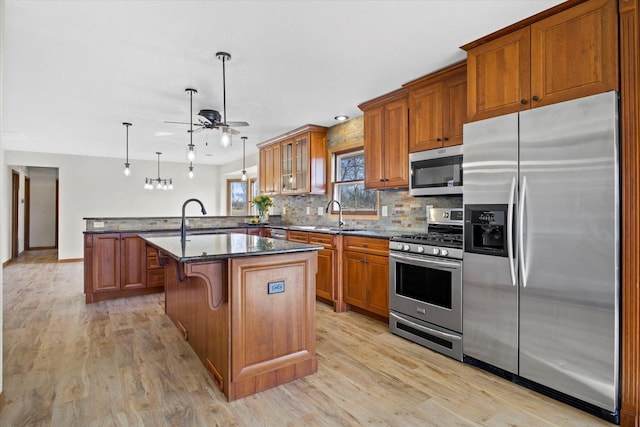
top-left (409, 145), bottom-right (463, 196)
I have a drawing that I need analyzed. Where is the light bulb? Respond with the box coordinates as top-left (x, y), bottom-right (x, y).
top-left (188, 169), bottom-right (194, 179)
top-left (220, 127), bottom-right (232, 148)
top-left (241, 171), bottom-right (247, 181)
top-left (124, 163), bottom-right (131, 176)
top-left (168, 180), bottom-right (174, 190)
top-left (186, 144), bottom-right (196, 161)
top-left (156, 181), bottom-right (162, 190)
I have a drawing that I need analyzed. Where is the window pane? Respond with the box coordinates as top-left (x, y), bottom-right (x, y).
top-left (230, 181), bottom-right (247, 216)
top-left (337, 151), bottom-right (365, 182)
top-left (335, 182), bottom-right (376, 211)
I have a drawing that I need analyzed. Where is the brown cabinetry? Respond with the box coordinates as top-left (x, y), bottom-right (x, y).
top-left (358, 90), bottom-right (409, 189)
top-left (84, 232), bottom-right (165, 303)
top-left (403, 62), bottom-right (467, 152)
top-left (463, 0), bottom-right (618, 122)
top-left (342, 235), bottom-right (389, 318)
top-left (258, 125), bottom-right (327, 195)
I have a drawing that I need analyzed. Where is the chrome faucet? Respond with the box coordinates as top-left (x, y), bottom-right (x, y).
top-left (181, 198), bottom-right (207, 243)
top-left (326, 199), bottom-right (345, 229)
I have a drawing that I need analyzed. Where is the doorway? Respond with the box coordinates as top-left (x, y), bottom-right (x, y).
top-left (11, 170), bottom-right (19, 259)
top-left (25, 176), bottom-right (31, 251)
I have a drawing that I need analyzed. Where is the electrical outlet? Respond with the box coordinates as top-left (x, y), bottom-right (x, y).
top-left (306, 207), bottom-right (311, 215)
top-left (282, 207), bottom-right (286, 215)
top-left (381, 206), bottom-right (388, 217)
top-left (426, 204), bottom-right (433, 218)
top-left (317, 207), bottom-right (324, 215)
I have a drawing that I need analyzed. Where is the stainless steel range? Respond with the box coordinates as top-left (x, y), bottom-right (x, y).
top-left (388, 207), bottom-right (463, 361)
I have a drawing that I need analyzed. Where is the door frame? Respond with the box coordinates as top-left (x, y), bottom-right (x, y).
top-left (24, 176), bottom-right (30, 251)
top-left (11, 170), bottom-right (19, 259)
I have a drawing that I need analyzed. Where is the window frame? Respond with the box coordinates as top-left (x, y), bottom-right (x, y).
top-left (329, 144), bottom-right (379, 217)
top-left (227, 178), bottom-right (258, 216)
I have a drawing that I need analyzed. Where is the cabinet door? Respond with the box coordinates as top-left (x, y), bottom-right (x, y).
top-left (271, 143), bottom-right (281, 194)
top-left (409, 82), bottom-right (444, 152)
top-left (293, 135), bottom-right (310, 194)
top-left (120, 234), bottom-right (145, 289)
top-left (363, 106), bottom-right (385, 189)
top-left (343, 251), bottom-right (367, 308)
top-left (92, 233), bottom-right (120, 292)
top-left (467, 27), bottom-right (531, 121)
top-left (259, 148), bottom-right (267, 194)
top-left (443, 71), bottom-right (467, 147)
top-left (366, 254), bottom-right (389, 317)
top-left (281, 139), bottom-right (295, 193)
top-left (316, 248), bottom-right (335, 301)
top-left (530, 0), bottom-right (617, 107)
top-left (384, 97), bottom-right (409, 188)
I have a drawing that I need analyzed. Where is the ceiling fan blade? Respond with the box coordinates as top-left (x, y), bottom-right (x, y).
top-left (192, 127), bottom-right (205, 133)
top-left (229, 128), bottom-right (241, 135)
top-left (196, 115), bottom-right (213, 126)
top-left (164, 120), bottom-right (193, 125)
top-left (226, 121), bottom-right (249, 127)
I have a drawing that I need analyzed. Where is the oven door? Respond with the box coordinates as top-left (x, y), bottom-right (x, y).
top-left (389, 251), bottom-right (462, 334)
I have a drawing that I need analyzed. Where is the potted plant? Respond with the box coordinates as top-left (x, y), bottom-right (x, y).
top-left (251, 195), bottom-right (274, 223)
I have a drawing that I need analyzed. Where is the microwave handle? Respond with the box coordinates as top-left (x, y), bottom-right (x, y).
top-left (507, 176), bottom-right (516, 287)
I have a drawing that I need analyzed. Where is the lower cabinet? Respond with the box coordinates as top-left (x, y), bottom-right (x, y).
top-left (84, 232), bottom-right (165, 303)
top-left (342, 235), bottom-right (389, 318)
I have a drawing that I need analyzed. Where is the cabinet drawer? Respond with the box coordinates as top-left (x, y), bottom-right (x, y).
top-left (147, 269), bottom-right (165, 288)
top-left (287, 230), bottom-right (309, 243)
top-left (147, 254), bottom-right (161, 270)
top-left (343, 235), bottom-right (389, 256)
top-left (308, 232), bottom-right (335, 249)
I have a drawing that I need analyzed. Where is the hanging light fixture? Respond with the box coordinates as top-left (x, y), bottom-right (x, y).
top-left (185, 88), bottom-right (198, 162)
top-left (217, 52), bottom-right (235, 148)
top-left (241, 136), bottom-right (247, 181)
top-left (122, 122), bottom-right (132, 176)
top-left (188, 161), bottom-right (194, 179)
top-left (144, 152), bottom-right (173, 191)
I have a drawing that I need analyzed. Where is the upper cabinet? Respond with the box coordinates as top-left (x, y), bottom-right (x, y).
top-left (462, 0), bottom-right (618, 122)
top-left (403, 61), bottom-right (467, 152)
top-left (257, 124), bottom-right (327, 195)
top-left (358, 89), bottom-right (409, 189)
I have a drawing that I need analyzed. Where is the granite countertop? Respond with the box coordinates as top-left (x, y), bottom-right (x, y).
top-left (271, 225), bottom-right (403, 239)
top-left (140, 232), bottom-right (322, 263)
top-left (84, 226), bottom-right (250, 235)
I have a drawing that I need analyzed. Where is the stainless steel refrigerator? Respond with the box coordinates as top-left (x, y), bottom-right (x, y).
top-left (462, 91), bottom-right (619, 418)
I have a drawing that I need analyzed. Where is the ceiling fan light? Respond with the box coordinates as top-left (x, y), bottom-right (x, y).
top-left (220, 127), bottom-right (232, 148)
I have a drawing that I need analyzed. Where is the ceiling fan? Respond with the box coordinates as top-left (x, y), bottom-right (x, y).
top-left (165, 52), bottom-right (249, 146)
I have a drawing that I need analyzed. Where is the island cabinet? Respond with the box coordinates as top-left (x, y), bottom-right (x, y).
top-left (342, 235), bottom-right (389, 318)
top-left (286, 230), bottom-right (344, 311)
top-left (462, 0), bottom-right (618, 122)
top-left (156, 240), bottom-right (318, 402)
top-left (84, 232), bottom-right (165, 303)
top-left (257, 124), bottom-right (327, 195)
top-left (358, 89), bottom-right (409, 189)
top-left (403, 61), bottom-right (466, 152)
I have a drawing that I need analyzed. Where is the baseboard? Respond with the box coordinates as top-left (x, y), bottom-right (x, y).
top-left (2, 259), bottom-right (13, 268)
top-left (58, 258), bottom-right (83, 263)
top-left (0, 390), bottom-right (5, 413)
top-left (29, 246), bottom-right (57, 250)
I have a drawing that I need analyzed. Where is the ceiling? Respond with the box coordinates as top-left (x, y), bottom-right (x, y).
top-left (2, 0), bottom-right (564, 167)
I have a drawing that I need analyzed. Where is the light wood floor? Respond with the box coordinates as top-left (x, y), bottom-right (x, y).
top-left (1, 249), bottom-right (612, 426)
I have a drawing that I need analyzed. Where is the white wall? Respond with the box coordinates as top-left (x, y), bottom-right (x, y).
top-left (28, 167), bottom-right (57, 248)
top-left (1, 0), bottom-right (6, 399)
top-left (3, 151), bottom-right (222, 261)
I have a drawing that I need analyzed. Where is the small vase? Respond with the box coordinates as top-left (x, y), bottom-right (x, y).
top-left (259, 211), bottom-right (269, 223)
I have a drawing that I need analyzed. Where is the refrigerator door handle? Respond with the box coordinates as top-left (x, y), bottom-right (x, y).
top-left (519, 175), bottom-right (528, 287)
top-left (507, 176), bottom-right (517, 286)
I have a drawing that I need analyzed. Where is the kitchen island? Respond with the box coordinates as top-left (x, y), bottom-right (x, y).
top-left (141, 232), bottom-right (321, 401)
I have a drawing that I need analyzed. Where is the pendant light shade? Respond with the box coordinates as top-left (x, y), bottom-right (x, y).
top-left (123, 122), bottom-right (132, 176)
top-left (241, 136), bottom-right (247, 181)
top-left (188, 162), bottom-right (194, 179)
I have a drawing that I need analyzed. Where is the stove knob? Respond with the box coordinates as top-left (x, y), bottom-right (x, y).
top-left (396, 243), bottom-right (404, 250)
top-left (432, 248), bottom-right (440, 255)
top-left (417, 246), bottom-right (425, 253)
top-left (403, 244), bottom-right (410, 251)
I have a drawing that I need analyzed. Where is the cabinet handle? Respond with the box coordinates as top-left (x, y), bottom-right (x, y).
top-left (379, 179), bottom-right (385, 182)
top-left (444, 137), bottom-right (449, 141)
top-left (436, 137), bottom-right (442, 142)
top-left (532, 95), bottom-right (539, 101)
top-left (520, 98), bottom-right (528, 105)
top-left (362, 243), bottom-right (369, 248)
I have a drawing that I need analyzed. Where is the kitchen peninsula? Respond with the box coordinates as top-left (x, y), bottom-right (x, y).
top-left (141, 232), bottom-right (321, 401)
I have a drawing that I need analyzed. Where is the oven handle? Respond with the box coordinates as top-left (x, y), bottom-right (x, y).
top-left (507, 176), bottom-right (516, 287)
top-left (390, 312), bottom-right (462, 342)
top-left (389, 252), bottom-right (461, 270)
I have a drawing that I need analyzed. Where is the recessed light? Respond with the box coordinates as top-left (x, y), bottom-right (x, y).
top-left (334, 115), bottom-right (349, 121)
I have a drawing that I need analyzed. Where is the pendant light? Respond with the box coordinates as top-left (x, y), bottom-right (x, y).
top-left (188, 162), bottom-right (194, 179)
top-left (241, 136), bottom-right (247, 181)
top-left (144, 152), bottom-right (173, 190)
top-left (185, 88), bottom-right (198, 161)
top-left (217, 52), bottom-right (233, 148)
top-left (123, 122), bottom-right (132, 176)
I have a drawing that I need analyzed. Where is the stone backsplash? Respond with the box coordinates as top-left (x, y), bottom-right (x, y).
top-left (85, 215), bottom-right (283, 232)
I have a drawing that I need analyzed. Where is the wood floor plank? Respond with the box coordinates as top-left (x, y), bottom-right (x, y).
top-left (0, 249), bottom-right (612, 426)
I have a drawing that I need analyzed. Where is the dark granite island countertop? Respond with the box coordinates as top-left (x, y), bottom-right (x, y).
top-left (140, 232), bottom-right (322, 263)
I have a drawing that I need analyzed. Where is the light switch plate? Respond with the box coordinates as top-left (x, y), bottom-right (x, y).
top-left (317, 207), bottom-right (324, 215)
top-left (306, 207), bottom-right (311, 215)
top-left (381, 206), bottom-right (388, 217)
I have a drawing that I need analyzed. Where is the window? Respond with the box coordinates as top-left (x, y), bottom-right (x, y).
top-left (227, 178), bottom-right (258, 216)
top-left (332, 148), bottom-right (377, 214)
